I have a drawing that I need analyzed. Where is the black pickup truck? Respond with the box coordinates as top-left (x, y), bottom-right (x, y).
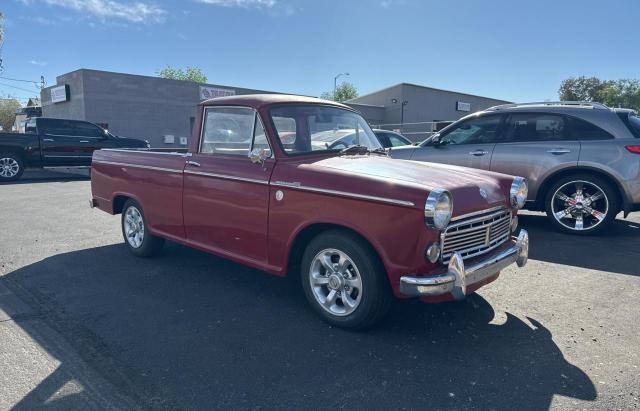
top-left (0, 117), bottom-right (148, 181)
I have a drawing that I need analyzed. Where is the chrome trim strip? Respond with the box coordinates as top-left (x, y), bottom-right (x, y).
top-left (184, 169), bottom-right (269, 185)
top-left (450, 205), bottom-right (506, 222)
top-left (92, 160), bottom-right (183, 174)
top-left (101, 149), bottom-right (188, 156)
top-left (43, 166), bottom-right (90, 169)
top-left (271, 182), bottom-right (415, 207)
top-left (447, 208), bottom-right (509, 230)
top-left (44, 155), bottom-right (92, 158)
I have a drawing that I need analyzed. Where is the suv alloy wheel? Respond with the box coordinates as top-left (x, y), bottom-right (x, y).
top-left (545, 174), bottom-right (618, 235)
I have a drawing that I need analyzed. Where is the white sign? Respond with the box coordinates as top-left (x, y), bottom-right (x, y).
top-left (456, 101), bottom-right (471, 112)
top-left (164, 135), bottom-right (175, 144)
top-left (50, 85), bottom-right (69, 103)
top-left (199, 86), bottom-right (235, 100)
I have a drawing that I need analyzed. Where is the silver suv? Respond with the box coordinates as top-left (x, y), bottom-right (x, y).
top-left (391, 102), bottom-right (640, 235)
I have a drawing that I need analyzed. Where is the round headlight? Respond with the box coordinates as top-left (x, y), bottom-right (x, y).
top-left (424, 189), bottom-right (453, 230)
top-left (510, 177), bottom-right (528, 209)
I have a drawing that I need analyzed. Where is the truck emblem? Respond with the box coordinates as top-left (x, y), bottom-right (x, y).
top-left (479, 188), bottom-right (488, 199)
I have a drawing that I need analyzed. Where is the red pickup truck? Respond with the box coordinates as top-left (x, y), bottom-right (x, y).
top-left (90, 94), bottom-right (529, 329)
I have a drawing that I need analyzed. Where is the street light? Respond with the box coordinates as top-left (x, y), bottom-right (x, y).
top-left (334, 72), bottom-right (350, 98)
top-left (391, 98), bottom-right (409, 130)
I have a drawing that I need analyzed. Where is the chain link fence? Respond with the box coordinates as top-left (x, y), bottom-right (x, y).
top-left (371, 120), bottom-right (454, 143)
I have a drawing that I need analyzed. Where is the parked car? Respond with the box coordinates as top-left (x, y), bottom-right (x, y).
top-left (90, 94), bottom-right (529, 329)
top-left (391, 101), bottom-right (640, 235)
top-left (372, 129), bottom-right (413, 148)
top-left (0, 117), bottom-right (148, 181)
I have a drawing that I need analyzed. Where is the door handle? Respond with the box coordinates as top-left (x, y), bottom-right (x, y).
top-left (43, 138), bottom-right (54, 142)
top-left (469, 149), bottom-right (489, 156)
top-left (79, 140), bottom-right (90, 143)
top-left (547, 148), bottom-right (571, 155)
top-left (185, 160), bottom-right (201, 167)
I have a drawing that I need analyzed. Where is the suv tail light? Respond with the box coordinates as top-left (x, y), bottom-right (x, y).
top-left (625, 145), bottom-right (640, 154)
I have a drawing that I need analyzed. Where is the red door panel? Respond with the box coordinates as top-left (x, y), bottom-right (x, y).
top-left (182, 154), bottom-right (274, 263)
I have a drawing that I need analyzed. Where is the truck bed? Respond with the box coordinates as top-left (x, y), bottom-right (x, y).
top-left (91, 148), bottom-right (188, 239)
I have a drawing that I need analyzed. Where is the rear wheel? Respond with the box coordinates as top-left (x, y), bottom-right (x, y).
top-left (121, 199), bottom-right (164, 257)
top-left (545, 174), bottom-right (618, 235)
top-left (301, 230), bottom-right (392, 329)
top-left (0, 153), bottom-right (24, 182)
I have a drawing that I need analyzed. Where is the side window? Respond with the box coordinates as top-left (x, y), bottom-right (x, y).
top-left (272, 116), bottom-right (298, 149)
top-left (73, 122), bottom-right (104, 138)
top-left (568, 117), bottom-right (614, 140)
top-left (506, 113), bottom-right (569, 142)
top-left (251, 114), bottom-right (272, 156)
top-left (25, 119), bottom-right (37, 134)
top-left (376, 133), bottom-right (391, 148)
top-left (200, 107), bottom-right (254, 156)
top-left (439, 115), bottom-right (502, 145)
top-left (388, 134), bottom-right (409, 146)
top-left (39, 119), bottom-right (71, 135)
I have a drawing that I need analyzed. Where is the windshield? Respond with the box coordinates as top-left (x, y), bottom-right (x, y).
top-left (269, 105), bottom-right (382, 155)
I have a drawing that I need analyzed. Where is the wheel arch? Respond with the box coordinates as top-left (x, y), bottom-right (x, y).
top-left (536, 166), bottom-right (628, 214)
top-left (112, 192), bottom-right (143, 215)
top-left (285, 221), bottom-right (388, 278)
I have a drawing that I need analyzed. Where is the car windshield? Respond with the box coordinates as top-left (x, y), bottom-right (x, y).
top-left (269, 105), bottom-right (382, 155)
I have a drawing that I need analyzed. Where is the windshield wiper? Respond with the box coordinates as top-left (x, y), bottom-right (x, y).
top-left (338, 145), bottom-right (370, 156)
top-left (338, 145), bottom-right (388, 156)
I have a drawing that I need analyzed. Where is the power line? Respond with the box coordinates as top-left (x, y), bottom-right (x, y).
top-left (0, 75), bottom-right (41, 85)
top-left (0, 81), bottom-right (40, 95)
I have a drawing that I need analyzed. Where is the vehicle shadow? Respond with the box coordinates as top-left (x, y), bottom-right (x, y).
top-left (519, 213), bottom-right (640, 276)
top-left (0, 170), bottom-right (90, 185)
top-left (1, 243), bottom-right (596, 410)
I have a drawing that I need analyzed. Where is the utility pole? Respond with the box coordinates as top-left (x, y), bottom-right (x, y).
top-left (391, 99), bottom-right (409, 131)
top-left (333, 72), bottom-right (349, 99)
top-left (40, 76), bottom-right (46, 90)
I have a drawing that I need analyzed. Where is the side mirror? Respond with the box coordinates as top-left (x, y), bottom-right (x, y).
top-left (249, 148), bottom-right (270, 164)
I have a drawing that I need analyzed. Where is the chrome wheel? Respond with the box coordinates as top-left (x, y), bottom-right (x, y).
top-left (0, 157), bottom-right (20, 178)
top-left (309, 248), bottom-right (363, 317)
top-left (124, 206), bottom-right (145, 248)
top-left (551, 180), bottom-right (609, 231)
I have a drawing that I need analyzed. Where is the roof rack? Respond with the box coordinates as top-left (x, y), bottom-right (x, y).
top-left (487, 101), bottom-right (610, 111)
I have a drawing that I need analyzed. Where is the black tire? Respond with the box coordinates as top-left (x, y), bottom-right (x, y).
top-left (121, 199), bottom-right (165, 257)
top-left (544, 174), bottom-right (619, 235)
top-left (301, 229), bottom-right (392, 329)
top-left (0, 152), bottom-right (24, 182)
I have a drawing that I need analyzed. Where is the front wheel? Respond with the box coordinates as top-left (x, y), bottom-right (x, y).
top-left (121, 199), bottom-right (164, 257)
top-left (545, 174), bottom-right (618, 235)
top-left (301, 230), bottom-right (392, 329)
top-left (0, 153), bottom-right (24, 182)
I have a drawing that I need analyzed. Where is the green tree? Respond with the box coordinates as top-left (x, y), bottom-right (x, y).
top-left (558, 76), bottom-right (640, 110)
top-left (321, 82), bottom-right (359, 102)
top-left (0, 98), bottom-right (21, 131)
top-left (558, 76), bottom-right (612, 102)
top-left (157, 66), bottom-right (208, 83)
top-left (597, 79), bottom-right (640, 109)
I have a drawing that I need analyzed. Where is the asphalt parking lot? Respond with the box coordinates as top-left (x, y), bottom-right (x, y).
top-left (1, 170), bottom-right (639, 410)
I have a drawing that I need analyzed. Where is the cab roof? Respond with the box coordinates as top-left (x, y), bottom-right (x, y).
top-left (199, 94), bottom-right (352, 110)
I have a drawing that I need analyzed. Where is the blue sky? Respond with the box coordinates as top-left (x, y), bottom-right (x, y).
top-left (1, 0), bottom-right (638, 103)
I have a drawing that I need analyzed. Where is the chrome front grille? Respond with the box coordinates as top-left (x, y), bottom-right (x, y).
top-left (441, 208), bottom-right (512, 263)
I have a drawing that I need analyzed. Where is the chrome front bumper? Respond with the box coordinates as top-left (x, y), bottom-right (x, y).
top-left (399, 229), bottom-right (529, 299)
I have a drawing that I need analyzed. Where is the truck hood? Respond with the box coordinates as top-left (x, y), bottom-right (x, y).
top-left (296, 155), bottom-right (514, 216)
